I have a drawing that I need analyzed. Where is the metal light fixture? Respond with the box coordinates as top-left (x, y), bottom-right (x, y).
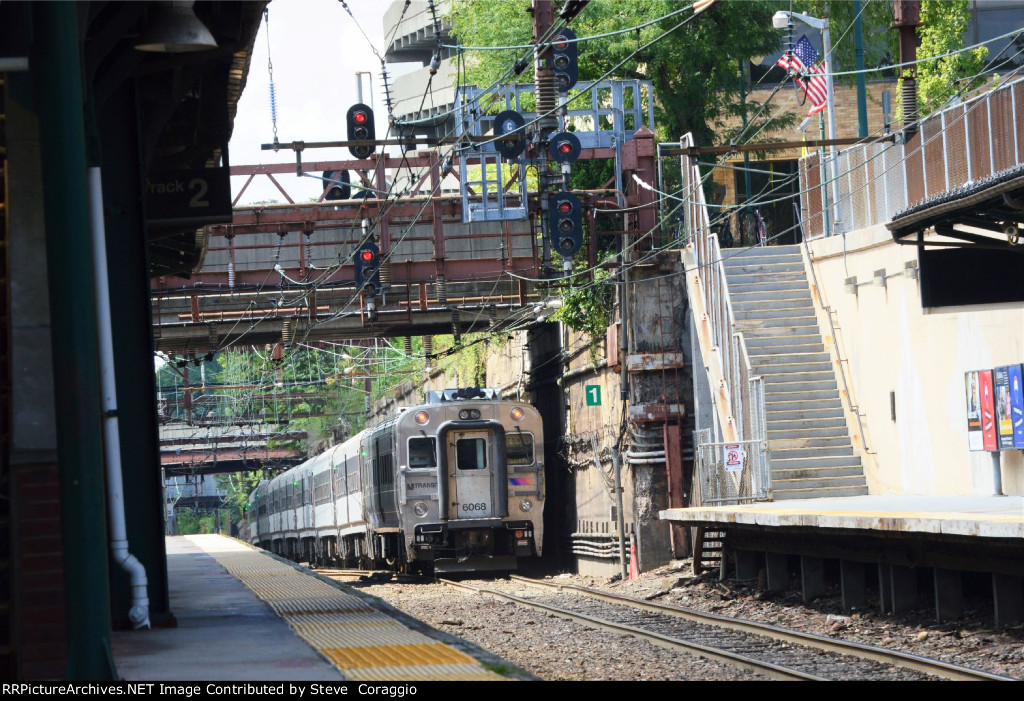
top-left (135, 1), bottom-right (218, 53)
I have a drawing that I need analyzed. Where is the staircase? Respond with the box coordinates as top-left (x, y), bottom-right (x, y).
top-left (692, 526), bottom-right (726, 576)
top-left (723, 244), bottom-right (868, 500)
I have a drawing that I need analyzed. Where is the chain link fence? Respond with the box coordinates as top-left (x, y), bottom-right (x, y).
top-left (692, 429), bottom-right (770, 505)
top-left (800, 79), bottom-right (1024, 238)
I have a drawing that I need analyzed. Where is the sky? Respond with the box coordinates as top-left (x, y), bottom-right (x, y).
top-left (229, 0), bottom-right (418, 205)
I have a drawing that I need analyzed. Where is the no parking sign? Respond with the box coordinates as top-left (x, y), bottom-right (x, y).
top-left (723, 444), bottom-right (744, 472)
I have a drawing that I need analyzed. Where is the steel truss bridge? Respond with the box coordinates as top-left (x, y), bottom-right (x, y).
top-left (154, 79), bottom-right (664, 474)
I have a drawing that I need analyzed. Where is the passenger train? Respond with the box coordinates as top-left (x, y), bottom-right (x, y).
top-left (244, 388), bottom-right (545, 574)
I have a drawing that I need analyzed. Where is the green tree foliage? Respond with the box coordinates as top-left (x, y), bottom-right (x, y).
top-left (433, 333), bottom-right (492, 389)
top-left (799, 1), bottom-right (898, 79)
top-left (448, 0), bottom-right (794, 146)
top-left (215, 471), bottom-right (266, 526)
top-left (174, 508), bottom-right (221, 535)
top-left (551, 268), bottom-right (615, 363)
top-left (914, 0), bottom-right (987, 115)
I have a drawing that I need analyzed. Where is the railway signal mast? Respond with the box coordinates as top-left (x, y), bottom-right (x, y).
top-left (354, 241), bottom-right (381, 321)
top-left (533, 4), bottom-right (585, 276)
top-left (347, 104), bottom-right (376, 159)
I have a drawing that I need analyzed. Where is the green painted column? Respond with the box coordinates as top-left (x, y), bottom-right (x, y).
top-left (29, 2), bottom-right (116, 680)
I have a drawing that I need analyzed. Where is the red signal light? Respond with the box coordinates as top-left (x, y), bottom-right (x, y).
top-left (353, 111), bottom-right (367, 124)
top-left (558, 201), bottom-right (572, 214)
top-left (559, 142), bottom-right (572, 154)
top-left (553, 35), bottom-right (569, 50)
top-left (360, 249), bottom-right (375, 262)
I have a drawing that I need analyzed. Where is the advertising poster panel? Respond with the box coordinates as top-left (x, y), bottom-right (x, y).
top-left (965, 370), bottom-right (983, 451)
top-left (1009, 364), bottom-right (1024, 449)
top-left (979, 370), bottom-right (997, 451)
top-left (994, 366), bottom-right (1015, 449)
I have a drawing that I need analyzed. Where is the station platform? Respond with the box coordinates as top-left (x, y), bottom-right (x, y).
top-left (112, 535), bottom-right (512, 681)
top-left (660, 494), bottom-right (1024, 538)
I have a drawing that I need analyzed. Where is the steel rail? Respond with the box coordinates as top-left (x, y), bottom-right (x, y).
top-left (439, 578), bottom-right (823, 681)
top-left (508, 575), bottom-right (1014, 682)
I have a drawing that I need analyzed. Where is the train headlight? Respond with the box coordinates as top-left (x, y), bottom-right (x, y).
top-left (510, 407), bottom-right (525, 421)
top-left (519, 498), bottom-right (534, 513)
top-left (413, 501), bottom-right (429, 517)
top-left (458, 409), bottom-right (482, 420)
top-left (414, 410), bottom-right (429, 425)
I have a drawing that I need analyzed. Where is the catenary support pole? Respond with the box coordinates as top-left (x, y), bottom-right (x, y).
top-left (853, 0), bottom-right (868, 138)
top-left (612, 448), bottom-right (628, 581)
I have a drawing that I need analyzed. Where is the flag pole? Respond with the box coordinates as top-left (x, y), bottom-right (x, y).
top-left (822, 15), bottom-right (841, 235)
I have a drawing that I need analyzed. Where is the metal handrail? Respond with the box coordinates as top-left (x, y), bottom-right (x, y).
top-left (680, 133), bottom-right (770, 503)
top-left (798, 233), bottom-right (874, 456)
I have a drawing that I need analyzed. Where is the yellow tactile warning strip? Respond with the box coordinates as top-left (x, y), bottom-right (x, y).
top-left (185, 535), bottom-right (505, 681)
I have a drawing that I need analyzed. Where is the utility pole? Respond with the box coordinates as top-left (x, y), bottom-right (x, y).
top-left (893, 0), bottom-right (922, 139)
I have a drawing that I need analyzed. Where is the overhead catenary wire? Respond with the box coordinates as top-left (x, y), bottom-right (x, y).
top-left (203, 2), bottom-right (1021, 418)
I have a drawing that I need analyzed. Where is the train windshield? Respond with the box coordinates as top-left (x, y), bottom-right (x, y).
top-left (506, 432), bottom-right (534, 466)
top-left (456, 437), bottom-right (488, 470)
top-left (408, 437), bottom-right (437, 468)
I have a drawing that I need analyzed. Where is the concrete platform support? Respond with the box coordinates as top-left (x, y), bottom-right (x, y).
top-left (933, 568), bottom-right (963, 623)
top-left (734, 549), bottom-right (759, 581)
top-left (765, 552), bottom-right (789, 592)
top-left (801, 555), bottom-right (826, 602)
top-left (891, 565), bottom-right (917, 614)
top-left (992, 574), bottom-right (1023, 628)
top-left (840, 560), bottom-right (867, 610)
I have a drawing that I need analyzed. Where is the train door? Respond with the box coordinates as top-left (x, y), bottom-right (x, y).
top-left (304, 472), bottom-right (314, 529)
top-left (448, 430), bottom-right (494, 518)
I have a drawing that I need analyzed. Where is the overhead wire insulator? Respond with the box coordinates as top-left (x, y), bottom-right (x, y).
top-left (269, 82), bottom-right (278, 127)
top-left (435, 274), bottom-right (447, 306)
top-left (264, 8), bottom-right (280, 149)
top-left (404, 337), bottom-right (413, 356)
top-left (451, 309), bottom-right (461, 342)
top-left (380, 64), bottom-right (395, 123)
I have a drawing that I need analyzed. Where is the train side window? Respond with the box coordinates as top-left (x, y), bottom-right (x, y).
top-left (408, 437), bottom-right (437, 468)
top-left (456, 438), bottom-right (487, 470)
top-left (506, 432), bottom-right (534, 466)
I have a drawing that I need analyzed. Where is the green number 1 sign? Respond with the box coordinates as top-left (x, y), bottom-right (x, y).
top-left (585, 385), bottom-right (601, 406)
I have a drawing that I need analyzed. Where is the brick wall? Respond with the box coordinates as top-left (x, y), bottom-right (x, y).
top-left (13, 463), bottom-right (66, 680)
top-left (722, 81), bottom-right (898, 142)
top-left (711, 80), bottom-right (898, 211)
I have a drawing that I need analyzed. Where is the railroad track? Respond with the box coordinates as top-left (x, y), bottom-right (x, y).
top-left (438, 576), bottom-right (1013, 682)
top-left (313, 567), bottom-right (421, 583)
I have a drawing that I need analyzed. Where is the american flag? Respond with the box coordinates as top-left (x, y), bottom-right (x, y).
top-left (776, 35), bottom-right (829, 115)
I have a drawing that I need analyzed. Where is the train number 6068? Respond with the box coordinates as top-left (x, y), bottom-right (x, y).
top-left (461, 502), bottom-right (487, 512)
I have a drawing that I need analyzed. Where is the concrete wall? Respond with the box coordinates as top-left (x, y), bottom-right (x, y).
top-left (8, 97), bottom-right (57, 461)
top-left (807, 225), bottom-right (1024, 497)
